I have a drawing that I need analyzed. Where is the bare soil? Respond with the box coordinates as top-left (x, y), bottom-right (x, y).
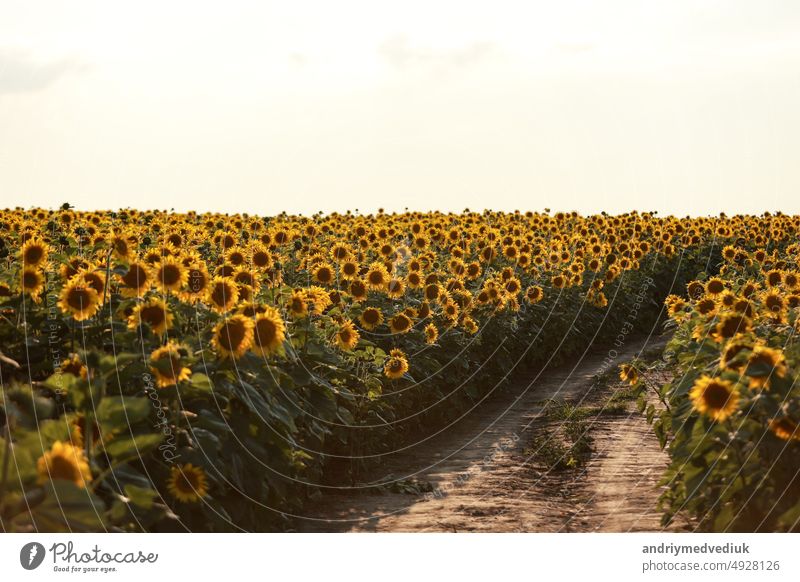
top-left (295, 334), bottom-right (684, 532)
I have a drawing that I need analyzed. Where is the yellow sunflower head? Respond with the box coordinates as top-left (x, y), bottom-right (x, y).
top-left (689, 375), bottom-right (740, 421)
top-left (212, 314), bottom-right (254, 359)
top-left (167, 463), bottom-right (209, 503)
top-left (37, 440), bottom-right (92, 488)
top-left (150, 342), bottom-right (192, 388)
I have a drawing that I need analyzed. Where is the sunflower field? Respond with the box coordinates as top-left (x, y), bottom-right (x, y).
top-left (0, 206), bottom-right (797, 532)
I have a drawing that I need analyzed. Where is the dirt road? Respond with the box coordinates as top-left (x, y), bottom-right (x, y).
top-left (295, 335), bottom-right (680, 532)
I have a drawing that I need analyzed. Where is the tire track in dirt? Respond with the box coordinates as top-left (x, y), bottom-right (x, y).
top-left (295, 335), bottom-right (675, 532)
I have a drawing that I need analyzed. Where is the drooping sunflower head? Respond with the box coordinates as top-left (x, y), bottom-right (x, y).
top-left (251, 307), bottom-right (286, 357)
top-left (167, 463), bottom-right (209, 503)
top-left (689, 375), bottom-right (740, 421)
top-left (212, 314), bottom-right (254, 359)
top-left (36, 440), bottom-right (92, 488)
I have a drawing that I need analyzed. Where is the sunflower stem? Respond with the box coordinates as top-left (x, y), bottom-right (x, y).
top-left (0, 421), bottom-right (11, 503)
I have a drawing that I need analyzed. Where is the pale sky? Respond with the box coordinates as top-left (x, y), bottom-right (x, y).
top-left (1, 1), bottom-right (799, 216)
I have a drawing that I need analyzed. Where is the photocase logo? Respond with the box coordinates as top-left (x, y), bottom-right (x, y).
top-left (20, 542), bottom-right (46, 570)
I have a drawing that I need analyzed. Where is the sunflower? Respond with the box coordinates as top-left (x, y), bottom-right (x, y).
top-left (128, 298), bottom-right (173, 336)
top-left (384, 349), bottom-right (409, 380)
top-left (340, 260), bottom-right (360, 281)
top-left (720, 339), bottom-right (750, 370)
top-left (21, 238), bottom-right (49, 268)
top-left (212, 314), bottom-right (254, 359)
top-left (283, 290), bottom-right (307, 318)
top-left (359, 307), bottom-right (383, 331)
top-left (36, 440), bottom-right (92, 488)
top-left (713, 314), bottom-right (752, 341)
top-left (349, 279), bottom-right (368, 302)
top-left (389, 312), bottom-right (413, 334)
top-left (525, 285), bottom-right (543, 304)
top-left (183, 262), bottom-right (210, 301)
top-left (20, 268), bottom-right (46, 302)
top-left (312, 262), bottom-right (336, 286)
top-left (206, 276), bottom-right (239, 313)
top-left (689, 375), bottom-right (740, 421)
top-left (744, 345), bottom-right (786, 389)
top-left (60, 353), bottom-right (88, 379)
top-left (769, 416), bottom-right (800, 441)
top-left (704, 277), bottom-right (726, 296)
top-left (153, 257), bottom-right (189, 293)
top-left (365, 262), bottom-right (389, 291)
top-left (424, 322), bottom-right (439, 344)
top-left (387, 278), bottom-right (405, 299)
top-left (167, 463), bottom-right (209, 503)
top-left (118, 261), bottom-right (152, 297)
top-left (150, 342), bottom-right (192, 388)
top-left (251, 307), bottom-right (286, 357)
top-left (619, 363), bottom-right (639, 385)
top-left (58, 278), bottom-right (101, 321)
top-left (335, 321), bottom-right (360, 351)
top-left (461, 316), bottom-right (479, 334)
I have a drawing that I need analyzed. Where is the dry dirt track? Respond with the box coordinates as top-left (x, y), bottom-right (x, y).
top-left (295, 334), bottom-right (682, 532)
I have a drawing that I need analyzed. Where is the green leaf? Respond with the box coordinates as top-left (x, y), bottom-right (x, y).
top-left (104, 433), bottom-right (163, 463)
top-left (24, 481), bottom-right (105, 532)
top-left (123, 484), bottom-right (156, 510)
top-left (96, 396), bottom-right (151, 433)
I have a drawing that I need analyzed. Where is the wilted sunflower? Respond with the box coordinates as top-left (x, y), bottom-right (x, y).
top-left (207, 276), bottom-right (239, 313)
top-left (21, 238), bottom-right (49, 268)
top-left (359, 307), bottom-right (383, 331)
top-left (384, 349), bottom-right (409, 380)
top-left (150, 342), bottom-right (192, 388)
top-left (335, 321), bottom-right (360, 351)
top-left (689, 375), bottom-right (740, 421)
top-left (167, 463), bottom-right (209, 503)
top-left (212, 314), bottom-right (254, 359)
top-left (128, 298), bottom-right (173, 336)
top-left (251, 307), bottom-right (286, 357)
top-left (36, 440), bottom-right (92, 488)
top-left (744, 345), bottom-right (786, 389)
top-left (118, 261), bottom-right (152, 297)
top-left (619, 364), bottom-right (639, 385)
top-left (58, 278), bottom-right (101, 321)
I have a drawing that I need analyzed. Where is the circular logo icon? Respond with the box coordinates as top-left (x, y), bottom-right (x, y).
top-left (20, 542), bottom-right (46, 570)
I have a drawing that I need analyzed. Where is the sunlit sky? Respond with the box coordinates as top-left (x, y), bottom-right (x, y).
top-left (1, 1), bottom-right (799, 216)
